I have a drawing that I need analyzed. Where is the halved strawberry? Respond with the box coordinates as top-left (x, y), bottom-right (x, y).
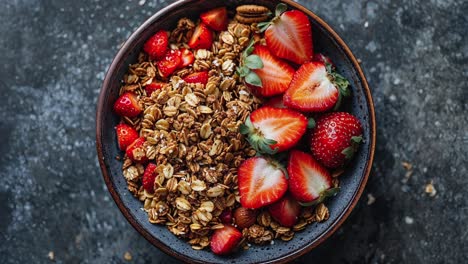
top-left (125, 137), bottom-right (148, 164)
top-left (188, 23), bottom-right (213, 50)
top-left (180, 48), bottom-right (195, 67)
top-left (183, 71), bottom-right (209, 84)
top-left (264, 96), bottom-right (287, 108)
top-left (142, 163), bottom-right (157, 193)
top-left (210, 225), bottom-right (242, 255)
top-left (200, 7), bottom-right (228, 31)
top-left (288, 150), bottom-right (335, 203)
top-left (238, 156), bottom-right (288, 209)
top-left (247, 45), bottom-right (295, 97)
top-left (268, 194), bottom-right (302, 227)
top-left (283, 61), bottom-right (350, 112)
top-left (239, 107), bottom-right (307, 154)
top-left (144, 82), bottom-right (165, 96)
top-left (262, 4), bottom-right (313, 64)
top-left (143, 30), bottom-right (168, 60)
top-left (113, 92), bottom-right (142, 118)
top-left (310, 112), bottom-right (363, 168)
top-left (157, 49), bottom-right (182, 78)
top-left (115, 123), bottom-right (139, 151)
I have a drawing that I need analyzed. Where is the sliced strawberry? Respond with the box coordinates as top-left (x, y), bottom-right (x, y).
top-left (188, 23), bottom-right (213, 50)
top-left (113, 92), bottom-right (142, 118)
top-left (238, 156), bottom-right (288, 209)
top-left (143, 30), bottom-right (168, 60)
top-left (268, 194), bottom-right (302, 227)
top-left (144, 82), bottom-right (165, 96)
top-left (264, 96), bottom-right (287, 108)
top-left (180, 48), bottom-right (195, 67)
top-left (125, 137), bottom-right (148, 163)
top-left (200, 7), bottom-right (228, 31)
top-left (264, 7), bottom-right (313, 64)
top-left (310, 112), bottom-right (363, 168)
top-left (157, 49), bottom-right (182, 78)
top-left (210, 225), bottom-right (242, 255)
top-left (239, 106), bottom-right (307, 154)
top-left (287, 150), bottom-right (333, 203)
top-left (115, 123), bottom-right (139, 151)
top-left (183, 71), bottom-right (209, 84)
top-left (247, 45), bottom-right (295, 97)
top-left (313, 53), bottom-right (335, 69)
top-left (142, 163), bottom-right (157, 193)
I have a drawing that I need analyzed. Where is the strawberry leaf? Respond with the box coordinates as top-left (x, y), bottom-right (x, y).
top-left (244, 55), bottom-right (264, 69)
top-left (299, 187), bottom-right (341, 207)
top-left (237, 66), bottom-right (251, 77)
top-left (307, 118), bottom-right (316, 129)
top-left (258, 21), bottom-right (272, 33)
top-left (351, 135), bottom-right (363, 143)
top-left (329, 70), bottom-right (350, 111)
top-left (243, 39), bottom-right (256, 57)
top-left (245, 71), bottom-right (262, 87)
top-left (275, 3), bottom-right (288, 16)
top-left (240, 116), bottom-right (278, 155)
top-left (341, 146), bottom-right (355, 159)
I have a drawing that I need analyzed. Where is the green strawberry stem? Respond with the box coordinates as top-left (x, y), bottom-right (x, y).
top-left (325, 63), bottom-right (350, 111)
top-left (237, 39), bottom-right (264, 87)
top-left (299, 187), bottom-right (341, 207)
top-left (342, 135), bottom-right (363, 159)
top-left (239, 115), bottom-right (278, 155)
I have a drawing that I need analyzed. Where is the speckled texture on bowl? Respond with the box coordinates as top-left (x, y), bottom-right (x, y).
top-left (96, 0), bottom-right (376, 263)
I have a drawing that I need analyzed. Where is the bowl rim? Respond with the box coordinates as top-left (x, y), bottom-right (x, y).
top-left (96, 0), bottom-right (376, 263)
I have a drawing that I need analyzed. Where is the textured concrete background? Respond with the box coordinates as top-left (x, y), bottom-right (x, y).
top-left (0, 0), bottom-right (467, 263)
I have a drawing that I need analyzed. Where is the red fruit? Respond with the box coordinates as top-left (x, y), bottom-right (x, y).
top-left (183, 71), bottom-right (209, 84)
top-left (264, 9), bottom-right (313, 64)
top-left (219, 209), bottom-right (233, 224)
top-left (248, 45), bottom-right (295, 97)
top-left (113, 92), bottom-right (142, 118)
top-left (180, 48), bottom-right (195, 67)
top-left (268, 195), bottom-right (302, 227)
top-left (188, 23), bottom-right (213, 50)
top-left (125, 137), bottom-right (148, 163)
top-left (200, 7), bottom-right (228, 31)
top-left (143, 30), bottom-right (168, 60)
top-left (142, 163), bottom-right (157, 193)
top-left (144, 82), bottom-right (165, 96)
top-left (157, 49), bottom-right (182, 78)
top-left (310, 112), bottom-right (363, 168)
top-left (115, 124), bottom-right (139, 151)
top-left (313, 53), bottom-right (335, 69)
top-left (240, 107), bottom-right (307, 154)
top-left (210, 225), bottom-right (242, 255)
top-left (287, 150), bottom-right (333, 203)
top-left (264, 96), bottom-right (286, 109)
top-left (238, 156), bottom-right (288, 209)
top-left (283, 61), bottom-right (339, 112)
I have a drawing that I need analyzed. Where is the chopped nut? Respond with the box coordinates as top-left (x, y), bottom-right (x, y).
top-left (315, 203), bottom-right (329, 222)
top-left (425, 181), bottom-right (437, 197)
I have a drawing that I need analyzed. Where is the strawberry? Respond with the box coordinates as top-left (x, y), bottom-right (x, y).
top-left (264, 96), bottom-right (286, 108)
top-left (210, 225), bottom-right (242, 255)
top-left (144, 82), bottom-right (165, 96)
top-left (247, 45), bottom-right (295, 97)
top-left (239, 107), bottom-right (307, 154)
top-left (113, 92), bottom-right (142, 118)
top-left (268, 194), bottom-right (302, 227)
top-left (125, 137), bottom-right (148, 163)
top-left (261, 4), bottom-right (313, 64)
top-left (283, 61), bottom-right (350, 112)
top-left (115, 123), bottom-right (139, 151)
top-left (180, 48), bottom-right (195, 67)
top-left (183, 71), bottom-right (209, 84)
top-left (157, 49), bottom-right (182, 78)
top-left (219, 209), bottom-right (233, 224)
top-left (142, 163), bottom-right (157, 193)
top-left (288, 150), bottom-right (336, 203)
top-left (238, 156), bottom-right (288, 209)
top-left (143, 30), bottom-right (168, 60)
top-left (200, 7), bottom-right (228, 31)
top-left (188, 23), bottom-right (213, 50)
top-left (309, 112), bottom-right (363, 168)
top-left (313, 53), bottom-right (335, 69)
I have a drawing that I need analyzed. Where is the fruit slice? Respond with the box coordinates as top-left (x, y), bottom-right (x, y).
top-left (157, 49), bottom-right (182, 78)
top-left (210, 225), bottom-right (242, 255)
top-left (247, 45), bottom-right (295, 97)
top-left (115, 123), bottom-right (139, 151)
top-left (142, 163), bottom-right (157, 193)
top-left (200, 7), bottom-right (228, 31)
top-left (188, 23), bottom-right (213, 50)
top-left (143, 30), bottom-right (169, 60)
top-left (180, 48), bottom-right (195, 67)
top-left (264, 96), bottom-right (286, 108)
top-left (144, 82), bottom-right (165, 96)
top-left (287, 150), bottom-right (334, 203)
top-left (240, 106), bottom-right (307, 154)
top-left (113, 92), bottom-right (142, 118)
top-left (238, 156), bottom-right (288, 209)
top-left (125, 137), bottom-right (148, 164)
top-left (268, 194), bottom-right (302, 227)
top-left (183, 71), bottom-right (209, 84)
top-left (310, 112), bottom-right (363, 168)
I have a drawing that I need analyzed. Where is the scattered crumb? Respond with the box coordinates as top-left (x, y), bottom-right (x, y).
top-left (138, 0), bottom-right (146, 6)
top-left (367, 193), bottom-right (376, 205)
top-left (401, 161), bottom-right (413, 171)
top-left (401, 161), bottom-right (414, 183)
top-left (357, 58), bottom-right (362, 63)
top-left (124, 251), bottom-right (132, 261)
top-left (47, 251), bottom-right (55, 261)
top-left (270, 240), bottom-right (274, 245)
top-left (116, 155), bottom-right (121, 161)
top-left (404, 216), bottom-right (414, 225)
top-left (364, 21), bottom-right (369, 28)
top-left (425, 181), bottom-right (437, 197)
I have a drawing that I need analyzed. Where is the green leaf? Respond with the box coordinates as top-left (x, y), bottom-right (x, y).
top-left (300, 187), bottom-right (341, 207)
top-left (258, 22), bottom-right (272, 32)
top-left (323, 187), bottom-right (341, 197)
top-left (307, 118), bottom-right (316, 129)
top-left (245, 71), bottom-right (262, 87)
top-left (237, 66), bottom-right (251, 77)
top-left (244, 55), bottom-right (264, 69)
top-left (239, 124), bottom-right (250, 135)
top-left (275, 3), bottom-right (288, 16)
top-left (243, 39), bottom-right (256, 57)
top-left (351, 135), bottom-right (363, 144)
top-left (341, 146), bottom-right (355, 159)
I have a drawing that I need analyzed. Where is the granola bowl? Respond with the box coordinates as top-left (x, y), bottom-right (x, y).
top-left (96, 0), bottom-right (376, 263)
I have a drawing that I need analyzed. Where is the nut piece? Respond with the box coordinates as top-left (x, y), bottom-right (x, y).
top-left (234, 207), bottom-right (258, 229)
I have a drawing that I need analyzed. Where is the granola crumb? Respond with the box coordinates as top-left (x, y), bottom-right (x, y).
top-left (367, 193), bottom-right (376, 205)
top-left (404, 216), bottom-right (414, 225)
top-left (124, 251), bottom-right (132, 261)
top-left (401, 161), bottom-right (413, 171)
top-left (425, 181), bottom-right (437, 197)
top-left (47, 251), bottom-right (54, 261)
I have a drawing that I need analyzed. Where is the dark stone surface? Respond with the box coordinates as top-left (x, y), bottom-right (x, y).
top-left (0, 0), bottom-right (466, 263)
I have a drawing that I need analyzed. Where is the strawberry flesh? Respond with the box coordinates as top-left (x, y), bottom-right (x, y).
top-left (210, 225), bottom-right (242, 255)
top-left (183, 71), bottom-right (209, 85)
top-left (157, 49), bottom-right (182, 78)
top-left (200, 7), bottom-right (228, 31)
top-left (142, 163), bottom-right (157, 193)
top-left (143, 30), bottom-right (168, 60)
top-left (188, 23), bottom-right (213, 50)
top-left (115, 123), bottom-right (139, 151)
top-left (264, 96), bottom-right (287, 109)
top-left (144, 82), bottom-right (165, 96)
top-left (113, 92), bottom-right (142, 118)
top-left (268, 194), bottom-right (302, 227)
top-left (219, 209), bottom-right (233, 224)
top-left (180, 48), bottom-right (195, 68)
top-left (125, 137), bottom-right (148, 164)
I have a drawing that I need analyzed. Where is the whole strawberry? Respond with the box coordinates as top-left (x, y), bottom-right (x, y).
top-left (310, 112), bottom-right (363, 168)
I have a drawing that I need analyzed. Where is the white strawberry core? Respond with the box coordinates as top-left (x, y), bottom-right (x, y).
top-left (254, 117), bottom-right (299, 142)
top-left (294, 65), bottom-right (335, 102)
top-left (301, 165), bottom-right (329, 197)
top-left (251, 159), bottom-right (283, 203)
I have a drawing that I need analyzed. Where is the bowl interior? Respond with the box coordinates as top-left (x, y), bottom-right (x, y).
top-left (96, 0), bottom-right (375, 263)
